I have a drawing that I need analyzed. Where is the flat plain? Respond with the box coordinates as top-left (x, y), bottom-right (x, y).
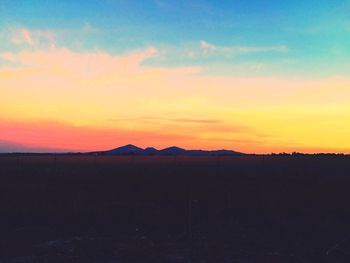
top-left (1, 155), bottom-right (350, 262)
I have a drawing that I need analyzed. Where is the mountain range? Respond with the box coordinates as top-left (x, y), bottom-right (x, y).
top-left (89, 144), bottom-right (244, 156)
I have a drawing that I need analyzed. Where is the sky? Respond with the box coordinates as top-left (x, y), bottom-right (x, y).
top-left (1, 0), bottom-right (350, 153)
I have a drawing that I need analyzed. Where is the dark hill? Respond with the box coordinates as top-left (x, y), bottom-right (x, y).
top-left (90, 144), bottom-right (244, 156)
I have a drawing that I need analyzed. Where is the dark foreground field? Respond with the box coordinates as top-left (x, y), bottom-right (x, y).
top-left (1, 155), bottom-right (350, 262)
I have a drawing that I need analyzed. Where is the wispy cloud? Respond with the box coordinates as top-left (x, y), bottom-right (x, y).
top-left (81, 21), bottom-right (101, 35)
top-left (109, 116), bottom-right (221, 124)
top-left (10, 28), bottom-right (56, 47)
top-left (0, 46), bottom-right (160, 76)
top-left (153, 40), bottom-right (289, 63)
top-left (0, 52), bottom-right (16, 62)
top-left (199, 40), bottom-right (289, 56)
top-left (19, 28), bottom-right (34, 45)
top-left (171, 118), bottom-right (220, 124)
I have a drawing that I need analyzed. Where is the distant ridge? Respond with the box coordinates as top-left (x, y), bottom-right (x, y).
top-left (89, 144), bottom-right (244, 156)
top-left (102, 144), bottom-right (144, 155)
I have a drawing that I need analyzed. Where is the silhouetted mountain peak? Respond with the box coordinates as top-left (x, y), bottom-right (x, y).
top-left (145, 147), bottom-right (157, 150)
top-left (106, 144), bottom-right (143, 154)
top-left (90, 145), bottom-right (244, 156)
top-left (143, 147), bottom-right (159, 154)
top-left (122, 144), bottom-right (141, 149)
top-left (159, 146), bottom-right (187, 155)
top-left (164, 146), bottom-right (185, 151)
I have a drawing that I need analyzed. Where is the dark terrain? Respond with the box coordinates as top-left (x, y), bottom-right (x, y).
top-left (1, 154), bottom-right (350, 262)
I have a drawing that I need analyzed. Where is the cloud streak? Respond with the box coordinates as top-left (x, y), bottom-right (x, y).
top-left (10, 28), bottom-right (56, 47)
top-left (199, 40), bottom-right (289, 56)
top-left (109, 116), bottom-right (221, 124)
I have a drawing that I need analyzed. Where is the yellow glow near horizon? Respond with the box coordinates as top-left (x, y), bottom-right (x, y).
top-left (1, 47), bottom-right (350, 153)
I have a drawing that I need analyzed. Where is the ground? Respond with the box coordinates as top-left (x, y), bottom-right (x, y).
top-left (0, 155), bottom-right (350, 262)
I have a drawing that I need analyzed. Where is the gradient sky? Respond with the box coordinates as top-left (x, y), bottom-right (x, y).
top-left (1, 0), bottom-right (350, 153)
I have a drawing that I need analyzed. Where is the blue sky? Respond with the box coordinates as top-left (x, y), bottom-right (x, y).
top-left (1, 0), bottom-right (350, 77)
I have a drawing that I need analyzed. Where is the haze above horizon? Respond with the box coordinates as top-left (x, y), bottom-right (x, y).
top-left (1, 0), bottom-right (350, 154)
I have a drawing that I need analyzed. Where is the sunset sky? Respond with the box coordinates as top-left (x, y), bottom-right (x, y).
top-left (1, 0), bottom-right (350, 153)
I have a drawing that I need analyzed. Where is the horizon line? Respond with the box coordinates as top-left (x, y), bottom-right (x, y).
top-left (0, 143), bottom-right (349, 156)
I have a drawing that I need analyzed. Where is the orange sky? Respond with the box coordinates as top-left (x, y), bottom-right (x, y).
top-left (1, 30), bottom-right (350, 153)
